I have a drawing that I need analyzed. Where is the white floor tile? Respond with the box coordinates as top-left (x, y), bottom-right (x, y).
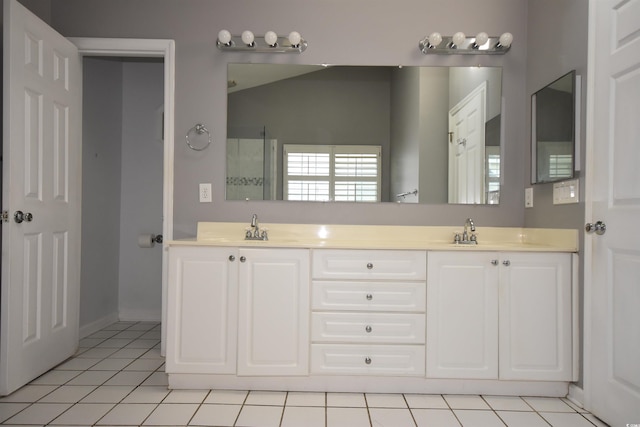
top-left (562, 397), bottom-right (589, 413)
top-left (88, 330), bottom-right (120, 339)
top-left (125, 339), bottom-right (159, 349)
top-left (444, 395), bottom-right (491, 410)
top-left (30, 370), bottom-right (82, 385)
top-left (326, 407), bottom-right (370, 427)
top-left (79, 337), bottom-right (105, 347)
top-left (123, 358), bottom-right (165, 372)
top-left (0, 385), bottom-right (58, 402)
top-left (127, 322), bottom-right (159, 331)
top-left (189, 404), bottom-right (241, 426)
top-left (454, 409), bottom-right (506, 426)
top-left (366, 393), bottom-right (408, 408)
top-left (76, 347), bottom-right (119, 359)
top-left (245, 390), bottom-right (287, 406)
top-left (404, 394), bottom-right (449, 409)
top-left (540, 412), bottom-right (596, 427)
top-left (140, 331), bottom-right (161, 340)
top-left (90, 358), bottom-right (136, 371)
top-left (523, 397), bottom-right (576, 413)
top-left (140, 372), bottom-right (168, 386)
top-left (280, 406), bottom-right (325, 427)
top-left (143, 403), bottom-right (199, 425)
top-left (0, 403), bottom-right (29, 423)
top-left (139, 348), bottom-right (163, 360)
top-left (112, 330), bottom-right (146, 339)
top-left (483, 395), bottom-right (532, 411)
top-left (39, 385), bottom-right (97, 403)
top-left (163, 389), bottom-right (209, 403)
top-left (497, 410), bottom-right (549, 427)
top-left (121, 386), bottom-right (170, 403)
top-left (104, 371), bottom-right (151, 387)
top-left (327, 392), bottom-right (367, 407)
top-left (102, 321), bottom-right (136, 331)
top-left (412, 408), bottom-right (461, 427)
top-left (49, 402), bottom-right (115, 425)
top-left (96, 403), bottom-right (156, 425)
top-left (583, 413), bottom-right (610, 427)
top-left (204, 390), bottom-right (248, 404)
top-left (110, 348), bottom-right (149, 359)
top-left (66, 371), bottom-right (116, 386)
top-left (235, 405), bottom-right (283, 427)
top-left (97, 338), bottom-right (135, 349)
top-left (4, 402), bottom-right (72, 425)
top-left (369, 407), bottom-right (415, 427)
top-left (55, 357), bottom-right (102, 371)
top-left (286, 391), bottom-right (325, 407)
top-left (80, 385), bottom-right (136, 403)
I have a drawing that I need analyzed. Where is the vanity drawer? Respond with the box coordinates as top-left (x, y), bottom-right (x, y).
top-left (312, 249), bottom-right (427, 280)
top-left (312, 281), bottom-right (426, 312)
top-left (312, 312), bottom-right (425, 344)
top-left (311, 344), bottom-right (425, 376)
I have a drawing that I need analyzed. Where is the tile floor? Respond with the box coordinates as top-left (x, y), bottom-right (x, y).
top-left (0, 321), bottom-right (609, 427)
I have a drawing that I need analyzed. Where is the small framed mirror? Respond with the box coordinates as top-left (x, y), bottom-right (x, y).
top-left (531, 70), bottom-right (577, 183)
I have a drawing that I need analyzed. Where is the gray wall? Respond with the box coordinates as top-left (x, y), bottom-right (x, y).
top-left (49, 0), bottom-right (529, 235)
top-left (80, 58), bottom-right (123, 328)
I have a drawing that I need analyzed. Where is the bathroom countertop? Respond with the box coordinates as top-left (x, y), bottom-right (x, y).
top-left (167, 222), bottom-right (578, 252)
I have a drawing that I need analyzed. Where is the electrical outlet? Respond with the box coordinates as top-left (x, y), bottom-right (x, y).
top-left (525, 187), bottom-right (534, 208)
top-left (199, 183), bottom-right (212, 203)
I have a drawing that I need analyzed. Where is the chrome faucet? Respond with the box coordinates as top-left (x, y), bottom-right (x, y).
top-left (245, 213), bottom-right (268, 241)
top-left (454, 218), bottom-right (478, 244)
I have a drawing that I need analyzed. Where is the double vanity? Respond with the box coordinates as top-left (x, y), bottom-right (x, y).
top-left (166, 221), bottom-right (578, 397)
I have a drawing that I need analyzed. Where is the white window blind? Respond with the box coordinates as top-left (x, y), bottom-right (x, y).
top-left (284, 145), bottom-right (381, 202)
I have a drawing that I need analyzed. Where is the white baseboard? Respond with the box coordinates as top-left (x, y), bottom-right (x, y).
top-left (79, 312), bottom-right (119, 338)
top-left (567, 383), bottom-right (585, 408)
top-left (118, 309), bottom-right (161, 323)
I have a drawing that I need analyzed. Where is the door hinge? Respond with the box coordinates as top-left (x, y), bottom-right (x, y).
top-left (1, 211), bottom-right (9, 223)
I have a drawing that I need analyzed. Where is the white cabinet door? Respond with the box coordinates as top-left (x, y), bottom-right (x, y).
top-left (499, 253), bottom-right (572, 381)
top-left (427, 252), bottom-right (499, 379)
top-left (166, 246), bottom-right (238, 374)
top-left (238, 248), bottom-right (310, 376)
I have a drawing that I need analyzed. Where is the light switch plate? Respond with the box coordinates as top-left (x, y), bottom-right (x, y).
top-left (525, 187), bottom-right (534, 208)
top-left (199, 183), bottom-right (212, 203)
top-left (553, 179), bottom-right (579, 204)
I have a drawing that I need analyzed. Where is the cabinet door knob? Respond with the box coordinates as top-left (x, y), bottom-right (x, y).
top-left (365, 325), bottom-right (372, 333)
top-left (240, 256), bottom-right (246, 263)
top-left (366, 262), bottom-right (374, 269)
top-left (229, 255), bottom-right (235, 262)
top-left (366, 293), bottom-right (373, 301)
top-left (503, 260), bottom-right (511, 266)
top-left (491, 259), bottom-right (498, 266)
top-left (364, 357), bottom-right (372, 365)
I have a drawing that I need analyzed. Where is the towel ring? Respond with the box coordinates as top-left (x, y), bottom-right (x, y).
top-left (186, 123), bottom-right (212, 151)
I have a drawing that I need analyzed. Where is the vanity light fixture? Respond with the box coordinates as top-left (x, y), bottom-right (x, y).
top-left (419, 31), bottom-right (512, 54)
top-left (216, 29), bottom-right (307, 53)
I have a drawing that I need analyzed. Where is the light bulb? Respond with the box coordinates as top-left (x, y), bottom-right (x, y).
top-left (241, 30), bottom-right (254, 46)
top-left (288, 31), bottom-right (301, 46)
top-left (428, 32), bottom-right (443, 47)
top-left (264, 31), bottom-right (278, 46)
top-left (452, 32), bottom-right (466, 47)
top-left (217, 29), bottom-right (232, 45)
top-left (498, 32), bottom-right (513, 48)
top-left (474, 32), bottom-right (489, 47)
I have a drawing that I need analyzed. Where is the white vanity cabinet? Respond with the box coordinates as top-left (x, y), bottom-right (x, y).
top-left (237, 248), bottom-right (310, 376)
top-left (166, 246), bottom-right (239, 374)
top-left (310, 249), bottom-right (427, 376)
top-left (426, 251), bottom-right (573, 381)
top-left (166, 246), bottom-right (309, 377)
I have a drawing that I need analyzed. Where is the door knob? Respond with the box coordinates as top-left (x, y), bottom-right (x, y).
top-left (585, 221), bottom-right (606, 235)
top-left (14, 210), bottom-right (33, 223)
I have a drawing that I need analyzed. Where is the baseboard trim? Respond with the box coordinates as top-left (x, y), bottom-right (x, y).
top-left (567, 383), bottom-right (585, 408)
top-left (117, 309), bottom-right (161, 323)
top-left (79, 312), bottom-right (119, 338)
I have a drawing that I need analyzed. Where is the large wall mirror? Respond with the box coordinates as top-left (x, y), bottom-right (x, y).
top-left (226, 64), bottom-right (503, 204)
top-left (531, 70), bottom-right (576, 183)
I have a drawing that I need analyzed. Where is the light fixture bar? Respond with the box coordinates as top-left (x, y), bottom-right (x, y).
top-left (419, 33), bottom-right (512, 55)
top-left (217, 32), bottom-right (307, 53)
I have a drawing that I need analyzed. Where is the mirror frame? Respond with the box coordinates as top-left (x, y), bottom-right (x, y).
top-left (531, 70), bottom-right (577, 184)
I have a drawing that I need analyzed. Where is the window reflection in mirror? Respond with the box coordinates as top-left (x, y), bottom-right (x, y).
top-left (532, 70), bottom-right (576, 183)
top-left (226, 64), bottom-right (503, 204)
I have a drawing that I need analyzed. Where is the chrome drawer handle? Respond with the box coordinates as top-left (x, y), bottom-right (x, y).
top-left (365, 325), bottom-right (372, 333)
top-left (366, 293), bottom-right (373, 301)
top-left (365, 357), bottom-right (372, 365)
top-left (366, 262), bottom-right (373, 269)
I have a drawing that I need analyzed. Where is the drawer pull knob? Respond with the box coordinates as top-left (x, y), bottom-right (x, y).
top-left (367, 262), bottom-right (373, 269)
top-left (365, 357), bottom-right (372, 365)
top-left (229, 255), bottom-right (236, 262)
top-left (240, 256), bottom-right (247, 263)
top-left (366, 293), bottom-right (373, 301)
top-left (503, 260), bottom-right (511, 266)
top-left (365, 325), bottom-right (372, 333)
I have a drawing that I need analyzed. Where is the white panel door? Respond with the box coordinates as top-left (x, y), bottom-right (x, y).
top-left (1, 0), bottom-right (81, 395)
top-left (586, 0), bottom-right (640, 424)
top-left (237, 248), bottom-right (309, 376)
top-left (426, 251), bottom-right (498, 379)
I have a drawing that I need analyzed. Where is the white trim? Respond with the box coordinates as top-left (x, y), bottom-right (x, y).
top-left (70, 37), bottom-right (175, 356)
top-left (79, 312), bottom-right (120, 339)
top-left (567, 383), bottom-right (585, 409)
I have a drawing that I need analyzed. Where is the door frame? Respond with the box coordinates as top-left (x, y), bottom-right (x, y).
top-left (69, 37), bottom-right (175, 354)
